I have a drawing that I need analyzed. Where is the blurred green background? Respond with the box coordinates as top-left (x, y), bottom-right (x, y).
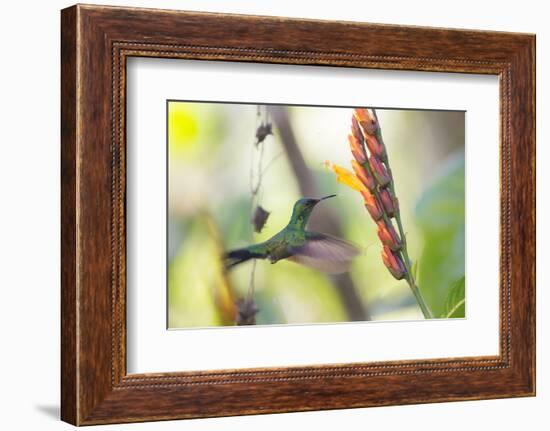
top-left (167, 102), bottom-right (465, 328)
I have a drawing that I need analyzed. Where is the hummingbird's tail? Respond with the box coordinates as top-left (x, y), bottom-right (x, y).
top-left (224, 247), bottom-right (264, 270)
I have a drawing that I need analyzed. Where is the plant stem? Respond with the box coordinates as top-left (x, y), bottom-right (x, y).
top-left (372, 109), bottom-right (434, 319)
top-left (408, 277), bottom-right (434, 319)
top-left (391, 195), bottom-right (433, 319)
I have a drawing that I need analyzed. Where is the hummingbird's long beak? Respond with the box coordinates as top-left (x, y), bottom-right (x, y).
top-left (319, 194), bottom-right (337, 201)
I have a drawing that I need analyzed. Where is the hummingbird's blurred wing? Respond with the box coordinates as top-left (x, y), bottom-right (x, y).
top-left (287, 232), bottom-right (360, 274)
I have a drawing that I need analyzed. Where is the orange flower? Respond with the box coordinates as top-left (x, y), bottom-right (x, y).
top-left (351, 159), bottom-right (375, 191)
top-left (323, 161), bottom-right (367, 193)
top-left (381, 246), bottom-right (406, 280)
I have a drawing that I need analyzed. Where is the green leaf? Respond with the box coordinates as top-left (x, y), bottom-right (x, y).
top-left (415, 153), bottom-right (465, 316)
top-left (443, 276), bottom-right (466, 318)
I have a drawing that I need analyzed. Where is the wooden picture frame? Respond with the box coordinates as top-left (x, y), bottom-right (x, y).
top-left (61, 4), bottom-right (535, 425)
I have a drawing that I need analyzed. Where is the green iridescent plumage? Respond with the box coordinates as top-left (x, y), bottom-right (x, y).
top-left (225, 195), bottom-right (360, 274)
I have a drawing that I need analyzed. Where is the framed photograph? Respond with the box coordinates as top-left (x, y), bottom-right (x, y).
top-left (61, 4), bottom-right (535, 425)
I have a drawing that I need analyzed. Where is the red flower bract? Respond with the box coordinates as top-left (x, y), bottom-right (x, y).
top-left (379, 188), bottom-right (399, 218)
top-left (360, 189), bottom-right (383, 221)
top-left (348, 134), bottom-right (367, 165)
top-left (351, 159), bottom-right (375, 191)
top-left (350, 116), bottom-right (364, 144)
top-left (377, 220), bottom-right (402, 251)
top-left (369, 155), bottom-right (391, 187)
top-left (354, 108), bottom-right (379, 136)
top-left (381, 246), bottom-right (406, 280)
top-left (364, 134), bottom-right (386, 159)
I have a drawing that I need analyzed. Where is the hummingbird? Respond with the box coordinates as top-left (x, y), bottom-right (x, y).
top-left (225, 194), bottom-right (360, 274)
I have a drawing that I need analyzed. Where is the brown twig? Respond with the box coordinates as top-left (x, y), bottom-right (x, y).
top-left (236, 106), bottom-right (273, 325)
